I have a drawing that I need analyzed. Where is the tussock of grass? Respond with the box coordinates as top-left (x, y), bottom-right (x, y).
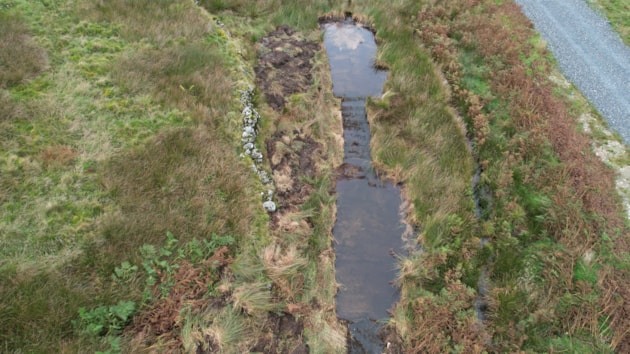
top-left (231, 282), bottom-right (277, 316)
top-left (305, 313), bottom-right (348, 354)
top-left (263, 244), bottom-right (308, 299)
top-left (181, 306), bottom-right (248, 353)
top-left (0, 11), bottom-right (48, 88)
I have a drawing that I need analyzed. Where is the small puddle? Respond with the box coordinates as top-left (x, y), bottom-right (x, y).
top-left (322, 19), bottom-right (410, 352)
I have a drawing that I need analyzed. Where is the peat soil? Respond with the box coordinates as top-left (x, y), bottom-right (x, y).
top-left (256, 26), bottom-right (324, 232)
top-left (250, 313), bottom-right (309, 354)
top-left (255, 25), bottom-right (320, 111)
top-left (256, 25), bottom-right (323, 353)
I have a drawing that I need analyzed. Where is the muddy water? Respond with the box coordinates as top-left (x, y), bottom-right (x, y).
top-left (323, 20), bottom-right (409, 352)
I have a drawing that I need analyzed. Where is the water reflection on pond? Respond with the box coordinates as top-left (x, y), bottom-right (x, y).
top-left (323, 19), bottom-right (411, 352)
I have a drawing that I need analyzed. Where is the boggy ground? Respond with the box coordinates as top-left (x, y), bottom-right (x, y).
top-left (250, 312), bottom-right (309, 354)
top-left (267, 132), bottom-right (321, 221)
top-left (256, 25), bottom-right (320, 111)
top-left (257, 25), bottom-right (326, 237)
top-left (254, 24), bottom-right (348, 352)
top-left (259, 20), bottom-right (406, 354)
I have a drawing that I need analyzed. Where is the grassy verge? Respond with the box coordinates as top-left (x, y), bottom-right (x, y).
top-left (416, 0), bottom-right (630, 351)
top-left (590, 0), bottom-right (630, 45)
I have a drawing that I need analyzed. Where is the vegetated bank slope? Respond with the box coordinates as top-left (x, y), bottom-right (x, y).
top-left (515, 0), bottom-right (630, 144)
top-left (415, 0), bottom-right (630, 351)
top-left (2, 0), bottom-right (629, 352)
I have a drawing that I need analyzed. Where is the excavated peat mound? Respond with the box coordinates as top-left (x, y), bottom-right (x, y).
top-left (256, 25), bottom-right (325, 353)
top-left (256, 25), bottom-right (324, 232)
top-left (255, 25), bottom-right (319, 111)
top-left (266, 132), bottom-right (321, 226)
top-left (250, 312), bottom-right (309, 354)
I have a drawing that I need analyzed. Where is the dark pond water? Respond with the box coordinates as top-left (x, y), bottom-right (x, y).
top-left (322, 20), bottom-right (410, 353)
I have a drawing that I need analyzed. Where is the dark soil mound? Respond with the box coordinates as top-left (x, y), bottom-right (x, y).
top-left (255, 25), bottom-right (319, 111)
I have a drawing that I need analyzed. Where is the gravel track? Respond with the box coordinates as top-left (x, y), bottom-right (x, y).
top-left (515, 0), bottom-right (630, 144)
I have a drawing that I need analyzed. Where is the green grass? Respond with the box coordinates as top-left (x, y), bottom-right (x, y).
top-left (0, 0), bottom-right (267, 351)
top-left (181, 305), bottom-right (247, 353)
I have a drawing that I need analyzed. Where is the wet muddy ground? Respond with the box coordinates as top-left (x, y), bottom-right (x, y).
top-left (253, 20), bottom-right (408, 352)
top-left (255, 25), bottom-right (320, 111)
top-left (250, 312), bottom-right (309, 354)
top-left (256, 25), bottom-right (324, 231)
top-left (266, 132), bottom-right (321, 223)
top-left (251, 25), bottom-right (327, 353)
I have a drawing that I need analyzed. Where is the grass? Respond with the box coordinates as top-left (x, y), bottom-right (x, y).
top-left (590, 0), bottom-right (630, 46)
top-left (0, 11), bottom-right (48, 87)
top-left (181, 305), bottom-right (247, 353)
top-left (416, 0), bottom-right (630, 351)
top-left (2, 0), bottom-right (629, 352)
top-left (0, 0), bottom-right (266, 351)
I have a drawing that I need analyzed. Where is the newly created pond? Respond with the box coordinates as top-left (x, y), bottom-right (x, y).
top-left (322, 20), bottom-right (411, 352)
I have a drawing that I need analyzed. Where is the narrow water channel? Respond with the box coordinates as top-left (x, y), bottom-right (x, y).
top-left (322, 19), bottom-right (409, 353)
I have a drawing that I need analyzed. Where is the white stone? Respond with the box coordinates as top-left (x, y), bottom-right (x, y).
top-left (243, 126), bottom-right (255, 135)
top-left (263, 200), bottom-right (277, 212)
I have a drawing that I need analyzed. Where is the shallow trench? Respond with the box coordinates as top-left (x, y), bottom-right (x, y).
top-left (322, 19), bottom-right (411, 353)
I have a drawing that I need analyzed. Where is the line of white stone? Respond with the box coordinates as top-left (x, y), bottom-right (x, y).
top-left (239, 87), bottom-right (276, 213)
top-left (208, 12), bottom-right (277, 214)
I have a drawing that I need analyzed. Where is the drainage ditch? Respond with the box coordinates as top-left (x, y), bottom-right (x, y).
top-left (322, 18), bottom-right (411, 353)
